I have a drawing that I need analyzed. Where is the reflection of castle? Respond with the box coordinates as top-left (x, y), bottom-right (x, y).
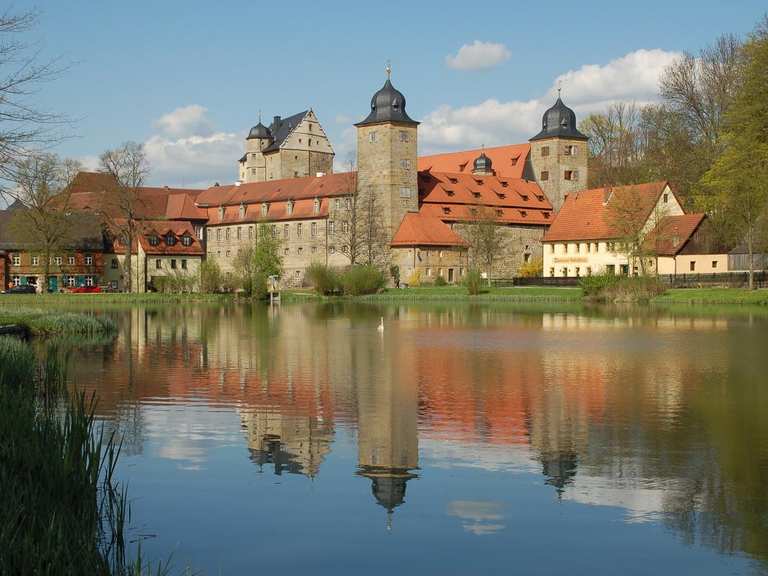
top-left (240, 409), bottom-right (333, 477)
top-left (355, 337), bottom-right (419, 527)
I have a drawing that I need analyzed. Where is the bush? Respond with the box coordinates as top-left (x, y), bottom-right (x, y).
top-left (518, 257), bottom-right (543, 278)
top-left (463, 268), bottom-right (483, 295)
top-left (306, 263), bottom-right (341, 295)
top-left (200, 259), bottom-right (222, 293)
top-left (406, 269), bottom-right (421, 287)
top-left (389, 265), bottom-right (400, 287)
top-left (340, 265), bottom-right (386, 296)
top-left (434, 275), bottom-right (448, 287)
top-left (580, 274), bottom-right (666, 302)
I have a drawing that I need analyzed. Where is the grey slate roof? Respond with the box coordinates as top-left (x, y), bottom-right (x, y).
top-left (262, 111), bottom-right (309, 153)
top-left (530, 96), bottom-right (588, 142)
top-left (356, 79), bottom-right (418, 127)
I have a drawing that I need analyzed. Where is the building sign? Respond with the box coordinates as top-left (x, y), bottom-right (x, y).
top-left (553, 257), bottom-right (588, 264)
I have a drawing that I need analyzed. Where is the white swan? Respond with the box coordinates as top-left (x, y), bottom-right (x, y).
top-left (377, 317), bottom-right (384, 332)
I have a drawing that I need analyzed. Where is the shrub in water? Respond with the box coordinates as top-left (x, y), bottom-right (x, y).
top-left (306, 263), bottom-right (341, 295)
top-left (340, 265), bottom-right (386, 296)
top-left (463, 269), bottom-right (483, 295)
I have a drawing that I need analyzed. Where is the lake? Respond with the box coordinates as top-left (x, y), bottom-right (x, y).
top-left (66, 302), bottom-right (768, 575)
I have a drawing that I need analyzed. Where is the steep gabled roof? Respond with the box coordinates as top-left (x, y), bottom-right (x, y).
top-left (418, 144), bottom-right (530, 179)
top-left (391, 213), bottom-right (468, 247)
top-left (543, 181), bottom-right (673, 242)
top-left (645, 213), bottom-right (706, 256)
top-left (263, 111), bottom-right (309, 153)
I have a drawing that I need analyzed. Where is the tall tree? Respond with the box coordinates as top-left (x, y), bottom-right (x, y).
top-left (0, 10), bottom-right (67, 197)
top-left (99, 142), bottom-right (150, 292)
top-left (7, 153), bottom-right (81, 289)
top-left (464, 206), bottom-right (507, 286)
top-left (703, 18), bottom-right (768, 289)
top-left (333, 183), bottom-right (389, 268)
top-left (234, 224), bottom-right (283, 298)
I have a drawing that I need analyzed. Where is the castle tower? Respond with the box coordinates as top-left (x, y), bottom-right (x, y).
top-left (528, 92), bottom-right (588, 211)
top-left (355, 65), bottom-right (419, 239)
top-left (472, 150), bottom-right (494, 176)
top-left (240, 121), bottom-right (273, 183)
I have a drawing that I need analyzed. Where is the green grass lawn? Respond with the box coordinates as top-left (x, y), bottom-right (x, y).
top-left (653, 288), bottom-right (768, 305)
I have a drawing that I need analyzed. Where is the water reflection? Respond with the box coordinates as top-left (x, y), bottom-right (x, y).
top-left (68, 303), bottom-right (768, 574)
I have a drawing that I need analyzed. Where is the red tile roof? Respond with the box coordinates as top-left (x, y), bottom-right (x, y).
top-left (418, 144), bottom-right (530, 179)
top-left (195, 172), bottom-right (356, 207)
top-left (419, 171), bottom-right (552, 225)
top-left (645, 213), bottom-right (706, 256)
top-left (206, 197), bottom-right (331, 225)
top-left (391, 213), bottom-right (468, 247)
top-left (136, 220), bottom-right (204, 256)
top-left (543, 181), bottom-right (673, 242)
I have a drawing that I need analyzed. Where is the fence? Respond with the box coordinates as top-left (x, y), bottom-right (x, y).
top-left (493, 271), bottom-right (767, 289)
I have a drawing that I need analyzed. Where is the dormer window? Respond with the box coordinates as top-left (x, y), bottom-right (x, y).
top-left (521, 194), bottom-right (529, 201)
top-left (181, 235), bottom-right (193, 247)
top-left (472, 192), bottom-right (481, 199)
top-left (500, 181), bottom-right (509, 188)
top-left (445, 190), bottom-right (455, 197)
top-left (218, 206), bottom-right (224, 219)
top-left (520, 210), bottom-right (528, 217)
top-left (448, 177), bottom-right (458, 184)
top-left (287, 200), bottom-right (294, 216)
top-left (470, 208), bottom-right (478, 216)
top-left (313, 197), bottom-right (320, 214)
top-left (239, 203), bottom-right (246, 218)
top-left (166, 233), bottom-right (177, 246)
top-left (442, 206), bottom-right (451, 215)
top-left (495, 192), bottom-right (506, 199)
top-left (261, 202), bottom-right (268, 217)
top-left (148, 235), bottom-right (160, 247)
top-left (544, 212), bottom-right (550, 219)
top-left (473, 178), bottom-right (483, 185)
top-left (495, 209), bottom-right (503, 217)
top-left (536, 194), bottom-right (545, 202)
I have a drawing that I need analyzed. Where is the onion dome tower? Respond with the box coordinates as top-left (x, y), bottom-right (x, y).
top-left (528, 90), bottom-right (589, 212)
top-left (472, 149), bottom-right (494, 176)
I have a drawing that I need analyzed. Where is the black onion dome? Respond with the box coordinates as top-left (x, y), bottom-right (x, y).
top-left (473, 151), bottom-right (493, 173)
top-left (529, 96), bottom-right (588, 141)
top-left (247, 122), bottom-right (272, 140)
top-left (356, 78), bottom-right (419, 127)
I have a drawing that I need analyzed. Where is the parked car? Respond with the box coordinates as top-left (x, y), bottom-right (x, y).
top-left (5, 284), bottom-right (37, 294)
top-left (68, 286), bottom-right (101, 294)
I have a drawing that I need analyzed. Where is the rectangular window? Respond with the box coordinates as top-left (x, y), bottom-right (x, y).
top-left (12, 255), bottom-right (20, 266)
top-left (399, 131), bottom-right (409, 142)
top-left (663, 193), bottom-right (669, 203)
top-left (329, 221), bottom-right (335, 235)
top-left (564, 145), bottom-right (578, 156)
top-left (216, 229), bottom-right (221, 241)
top-left (111, 258), bottom-right (118, 269)
top-left (311, 222), bottom-right (317, 237)
top-left (284, 247), bottom-right (289, 255)
top-left (400, 159), bottom-right (411, 170)
top-left (249, 226), bottom-right (254, 240)
top-left (85, 255), bottom-right (93, 265)
top-left (68, 256), bottom-right (75, 265)
top-left (85, 276), bottom-right (94, 287)
top-left (283, 224), bottom-right (289, 239)
top-left (690, 261), bottom-right (696, 272)
top-left (712, 260), bottom-right (717, 269)
top-left (237, 227), bottom-right (241, 240)
top-left (368, 131), bottom-right (377, 143)
top-left (182, 259), bottom-right (187, 270)
top-left (400, 187), bottom-right (412, 198)
top-left (540, 170), bottom-right (549, 181)
top-left (156, 259), bottom-right (162, 269)
top-left (541, 146), bottom-right (550, 157)
top-left (564, 170), bottom-right (578, 181)
top-left (67, 276), bottom-right (75, 287)
top-left (225, 228), bottom-right (230, 240)
top-left (55, 257), bottom-right (62, 266)
top-left (329, 245), bottom-right (335, 254)
top-left (31, 256), bottom-right (39, 266)
top-left (297, 223), bottom-right (302, 238)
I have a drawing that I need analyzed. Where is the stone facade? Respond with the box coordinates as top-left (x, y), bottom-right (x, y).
top-left (239, 110), bottom-right (334, 183)
top-left (356, 122), bottom-right (419, 239)
top-left (528, 137), bottom-right (588, 212)
top-left (455, 223), bottom-right (544, 278)
top-left (4, 250), bottom-right (104, 291)
top-left (391, 246), bottom-right (469, 285)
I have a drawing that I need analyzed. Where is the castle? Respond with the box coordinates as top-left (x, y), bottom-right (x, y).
top-left (201, 68), bottom-right (589, 286)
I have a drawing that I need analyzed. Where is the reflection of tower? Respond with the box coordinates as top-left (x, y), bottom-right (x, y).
top-left (355, 331), bottom-right (419, 528)
top-left (541, 450), bottom-right (579, 498)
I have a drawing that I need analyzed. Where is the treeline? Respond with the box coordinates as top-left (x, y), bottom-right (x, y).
top-left (580, 16), bottom-right (768, 256)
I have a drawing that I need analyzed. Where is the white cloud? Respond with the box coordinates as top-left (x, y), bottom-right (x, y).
top-left (446, 41), bottom-right (511, 71)
top-left (155, 104), bottom-right (214, 138)
top-left (423, 48), bottom-right (681, 154)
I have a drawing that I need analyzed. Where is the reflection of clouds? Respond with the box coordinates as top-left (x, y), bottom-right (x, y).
top-left (421, 438), bottom-right (538, 473)
top-left (142, 405), bottom-right (242, 470)
top-left (447, 500), bottom-right (505, 535)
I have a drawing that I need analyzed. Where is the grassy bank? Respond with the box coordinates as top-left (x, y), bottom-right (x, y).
top-left (329, 285), bottom-right (582, 302)
top-left (1, 292), bottom-right (232, 306)
top-left (653, 288), bottom-right (768, 305)
top-left (0, 307), bottom-right (116, 336)
top-left (0, 338), bottom-right (165, 575)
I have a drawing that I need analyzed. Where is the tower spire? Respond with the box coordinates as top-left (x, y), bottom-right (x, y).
top-left (385, 60), bottom-right (392, 80)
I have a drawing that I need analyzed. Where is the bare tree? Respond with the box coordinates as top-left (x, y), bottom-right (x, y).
top-left (464, 206), bottom-right (507, 286)
top-left (99, 142), bottom-right (150, 292)
top-left (660, 34), bottom-right (742, 157)
top-left (0, 9), bottom-right (68, 197)
top-left (7, 153), bottom-right (81, 289)
top-left (333, 183), bottom-right (389, 268)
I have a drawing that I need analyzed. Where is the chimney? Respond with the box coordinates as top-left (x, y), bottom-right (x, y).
top-left (273, 116), bottom-right (281, 130)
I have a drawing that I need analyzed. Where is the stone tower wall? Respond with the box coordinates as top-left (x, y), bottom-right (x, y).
top-left (528, 138), bottom-right (588, 211)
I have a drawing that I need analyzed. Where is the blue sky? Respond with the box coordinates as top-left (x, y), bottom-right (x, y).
top-left (19, 0), bottom-right (767, 186)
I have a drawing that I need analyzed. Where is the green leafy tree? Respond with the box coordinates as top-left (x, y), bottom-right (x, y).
top-left (235, 224), bottom-right (283, 298)
top-left (703, 18), bottom-right (768, 289)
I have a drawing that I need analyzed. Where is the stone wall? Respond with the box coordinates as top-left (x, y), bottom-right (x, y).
top-left (528, 138), bottom-right (588, 211)
top-left (356, 122), bottom-right (419, 239)
top-left (454, 223), bottom-right (545, 278)
top-left (392, 246), bottom-right (469, 285)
